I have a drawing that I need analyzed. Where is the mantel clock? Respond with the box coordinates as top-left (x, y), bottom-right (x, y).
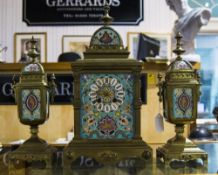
top-left (64, 6), bottom-right (152, 172)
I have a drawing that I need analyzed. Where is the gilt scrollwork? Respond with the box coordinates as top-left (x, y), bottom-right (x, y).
top-left (98, 151), bottom-right (119, 163)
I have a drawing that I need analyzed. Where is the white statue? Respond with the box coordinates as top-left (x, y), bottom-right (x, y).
top-left (166, 0), bottom-right (211, 61)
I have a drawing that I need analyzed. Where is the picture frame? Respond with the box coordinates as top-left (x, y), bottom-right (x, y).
top-left (127, 32), bottom-right (171, 60)
top-left (62, 35), bottom-right (91, 59)
top-left (14, 32), bottom-right (47, 63)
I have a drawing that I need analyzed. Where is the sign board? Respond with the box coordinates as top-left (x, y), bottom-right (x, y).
top-left (23, 0), bottom-right (143, 25)
top-left (0, 74), bottom-right (73, 105)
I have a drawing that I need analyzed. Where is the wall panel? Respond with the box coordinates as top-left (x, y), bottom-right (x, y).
top-left (0, 0), bottom-right (176, 63)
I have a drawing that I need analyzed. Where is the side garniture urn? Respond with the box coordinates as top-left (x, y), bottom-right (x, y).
top-left (9, 37), bottom-right (56, 174)
top-left (156, 32), bottom-right (208, 169)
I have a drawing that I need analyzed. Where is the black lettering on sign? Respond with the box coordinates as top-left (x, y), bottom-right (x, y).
top-left (23, 0), bottom-right (143, 25)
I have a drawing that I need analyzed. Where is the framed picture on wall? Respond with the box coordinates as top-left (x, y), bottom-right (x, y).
top-left (127, 32), bottom-right (171, 60)
top-left (62, 35), bottom-right (91, 59)
top-left (14, 32), bottom-right (47, 63)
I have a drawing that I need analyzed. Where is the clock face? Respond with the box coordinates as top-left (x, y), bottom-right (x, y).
top-left (173, 88), bottom-right (193, 119)
top-left (91, 27), bottom-right (121, 46)
top-left (188, 0), bottom-right (218, 17)
top-left (80, 73), bottom-right (134, 139)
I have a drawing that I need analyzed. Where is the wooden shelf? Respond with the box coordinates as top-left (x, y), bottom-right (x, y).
top-left (0, 62), bottom-right (72, 73)
top-left (0, 61), bottom-right (200, 74)
top-left (143, 62), bottom-right (168, 72)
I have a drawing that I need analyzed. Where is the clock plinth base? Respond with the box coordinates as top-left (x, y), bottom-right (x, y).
top-left (8, 127), bottom-right (56, 175)
top-left (63, 139), bottom-right (152, 174)
top-left (156, 135), bottom-right (208, 170)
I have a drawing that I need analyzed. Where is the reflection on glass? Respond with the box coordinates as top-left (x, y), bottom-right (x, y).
top-left (196, 34), bottom-right (218, 120)
top-left (188, 0), bottom-right (218, 18)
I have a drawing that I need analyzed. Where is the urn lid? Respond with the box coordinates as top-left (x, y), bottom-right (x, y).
top-left (21, 37), bottom-right (45, 75)
top-left (167, 59), bottom-right (192, 72)
top-left (167, 32), bottom-right (193, 72)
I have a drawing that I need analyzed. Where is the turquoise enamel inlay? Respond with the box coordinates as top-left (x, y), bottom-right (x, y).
top-left (173, 88), bottom-right (193, 119)
top-left (91, 27), bottom-right (121, 46)
top-left (80, 73), bottom-right (134, 139)
top-left (22, 89), bottom-right (41, 121)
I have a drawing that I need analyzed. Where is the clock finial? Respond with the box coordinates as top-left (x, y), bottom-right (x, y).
top-left (27, 36), bottom-right (40, 63)
top-left (173, 32), bottom-right (185, 60)
top-left (101, 4), bottom-right (113, 26)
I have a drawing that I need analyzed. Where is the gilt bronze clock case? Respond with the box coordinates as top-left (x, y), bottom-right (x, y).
top-left (64, 58), bottom-right (152, 168)
top-left (64, 6), bottom-right (152, 173)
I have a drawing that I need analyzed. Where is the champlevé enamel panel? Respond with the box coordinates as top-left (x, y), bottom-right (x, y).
top-left (80, 73), bottom-right (134, 139)
top-left (22, 89), bottom-right (41, 121)
top-left (91, 27), bottom-right (121, 46)
top-left (173, 88), bottom-right (193, 119)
